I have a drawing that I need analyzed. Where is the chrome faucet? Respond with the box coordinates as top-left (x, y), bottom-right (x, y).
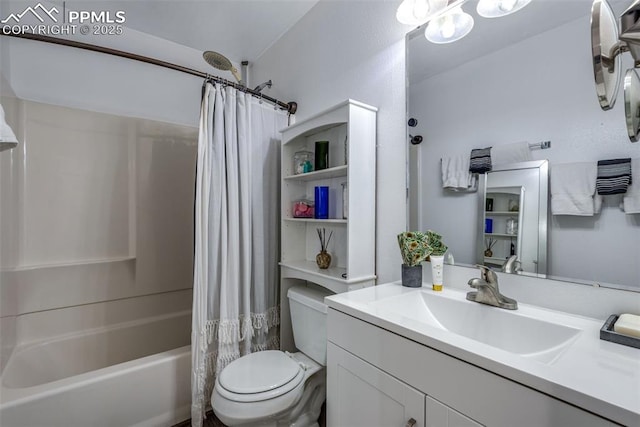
top-left (501, 255), bottom-right (522, 274)
top-left (467, 265), bottom-right (518, 310)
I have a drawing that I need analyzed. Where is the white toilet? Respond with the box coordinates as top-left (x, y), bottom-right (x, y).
top-left (211, 284), bottom-right (332, 426)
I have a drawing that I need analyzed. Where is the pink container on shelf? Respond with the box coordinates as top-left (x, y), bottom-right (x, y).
top-left (293, 199), bottom-right (314, 218)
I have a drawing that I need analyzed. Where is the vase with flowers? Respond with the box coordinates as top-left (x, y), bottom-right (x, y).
top-left (397, 231), bottom-right (432, 287)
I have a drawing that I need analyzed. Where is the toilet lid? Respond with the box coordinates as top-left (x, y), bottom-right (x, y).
top-left (218, 350), bottom-right (303, 395)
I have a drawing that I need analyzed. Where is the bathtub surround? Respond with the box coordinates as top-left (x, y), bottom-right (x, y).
top-left (0, 98), bottom-right (197, 425)
top-left (0, 99), bottom-right (197, 316)
top-left (191, 83), bottom-right (287, 426)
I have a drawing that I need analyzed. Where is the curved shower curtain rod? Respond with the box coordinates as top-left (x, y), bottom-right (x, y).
top-left (1, 32), bottom-right (298, 114)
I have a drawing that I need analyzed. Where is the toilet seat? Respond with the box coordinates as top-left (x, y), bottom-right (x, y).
top-left (216, 350), bottom-right (305, 403)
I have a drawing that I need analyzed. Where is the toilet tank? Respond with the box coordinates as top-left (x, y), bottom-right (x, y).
top-left (287, 284), bottom-right (334, 365)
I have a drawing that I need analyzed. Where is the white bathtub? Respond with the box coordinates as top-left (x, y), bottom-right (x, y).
top-left (0, 298), bottom-right (192, 427)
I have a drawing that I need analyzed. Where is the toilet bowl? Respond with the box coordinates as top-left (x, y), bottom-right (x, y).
top-left (211, 284), bottom-right (332, 427)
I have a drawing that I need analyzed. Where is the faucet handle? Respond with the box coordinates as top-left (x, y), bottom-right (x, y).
top-left (474, 264), bottom-right (498, 285)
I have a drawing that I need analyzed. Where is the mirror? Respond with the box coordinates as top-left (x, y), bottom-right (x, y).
top-left (407, 0), bottom-right (640, 291)
top-left (477, 161), bottom-right (548, 275)
top-left (624, 68), bottom-right (640, 141)
top-left (591, 0), bottom-right (622, 110)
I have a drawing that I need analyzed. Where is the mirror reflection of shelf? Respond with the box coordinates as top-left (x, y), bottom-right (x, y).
top-left (484, 256), bottom-right (507, 265)
top-left (485, 233), bottom-right (517, 238)
top-left (485, 211), bottom-right (518, 216)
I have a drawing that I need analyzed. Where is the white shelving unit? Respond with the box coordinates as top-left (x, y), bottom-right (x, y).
top-left (279, 99), bottom-right (377, 351)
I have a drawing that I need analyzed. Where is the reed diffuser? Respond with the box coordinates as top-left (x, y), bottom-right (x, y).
top-left (485, 237), bottom-right (497, 258)
top-left (316, 228), bottom-right (333, 269)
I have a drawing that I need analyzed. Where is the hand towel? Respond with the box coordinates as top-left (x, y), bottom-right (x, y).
top-left (596, 158), bottom-right (632, 195)
top-left (623, 158), bottom-right (640, 214)
top-left (551, 162), bottom-right (601, 216)
top-left (442, 154), bottom-right (476, 191)
top-left (469, 147), bottom-right (492, 173)
top-left (491, 141), bottom-right (532, 166)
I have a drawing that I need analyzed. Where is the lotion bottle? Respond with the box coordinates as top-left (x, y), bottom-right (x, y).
top-left (431, 255), bottom-right (445, 291)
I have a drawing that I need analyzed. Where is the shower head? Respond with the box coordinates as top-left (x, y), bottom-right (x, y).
top-left (202, 50), bottom-right (242, 83)
top-left (254, 80), bottom-right (273, 93)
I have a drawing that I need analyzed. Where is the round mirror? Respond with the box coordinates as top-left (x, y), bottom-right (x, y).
top-left (591, 0), bottom-right (622, 110)
top-left (624, 68), bottom-right (640, 142)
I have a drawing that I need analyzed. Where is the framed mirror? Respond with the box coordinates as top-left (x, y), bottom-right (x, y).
top-left (477, 161), bottom-right (548, 275)
top-left (407, 0), bottom-right (639, 292)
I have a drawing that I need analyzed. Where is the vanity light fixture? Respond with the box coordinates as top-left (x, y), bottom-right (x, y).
top-left (476, 0), bottom-right (532, 18)
top-left (425, 7), bottom-right (474, 44)
top-left (396, 0), bottom-right (532, 44)
top-left (590, 0), bottom-right (640, 142)
top-left (396, 0), bottom-right (432, 25)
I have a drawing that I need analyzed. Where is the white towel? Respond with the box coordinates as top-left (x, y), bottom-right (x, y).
top-left (551, 162), bottom-right (602, 216)
top-left (491, 141), bottom-right (532, 166)
top-left (623, 158), bottom-right (640, 214)
top-left (442, 154), bottom-right (475, 191)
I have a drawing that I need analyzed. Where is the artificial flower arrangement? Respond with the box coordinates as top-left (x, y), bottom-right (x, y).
top-left (397, 230), bottom-right (448, 288)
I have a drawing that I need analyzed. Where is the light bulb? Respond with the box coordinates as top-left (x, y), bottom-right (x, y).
top-left (425, 7), bottom-right (474, 44)
top-left (439, 15), bottom-right (456, 39)
top-left (412, 0), bottom-right (430, 21)
top-left (477, 0), bottom-right (532, 18)
top-left (396, 0), bottom-right (431, 25)
top-left (498, 0), bottom-right (518, 12)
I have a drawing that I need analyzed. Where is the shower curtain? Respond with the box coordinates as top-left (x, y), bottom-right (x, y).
top-left (191, 82), bottom-right (288, 426)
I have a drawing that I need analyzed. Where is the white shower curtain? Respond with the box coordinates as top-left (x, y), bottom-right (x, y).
top-left (191, 82), bottom-right (288, 426)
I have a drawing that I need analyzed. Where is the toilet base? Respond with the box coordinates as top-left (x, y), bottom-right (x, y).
top-left (212, 355), bottom-right (325, 427)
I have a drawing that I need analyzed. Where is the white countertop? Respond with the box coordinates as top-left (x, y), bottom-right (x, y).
top-left (325, 282), bottom-right (640, 426)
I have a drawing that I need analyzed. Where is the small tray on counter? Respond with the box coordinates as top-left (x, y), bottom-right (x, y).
top-left (600, 315), bottom-right (640, 349)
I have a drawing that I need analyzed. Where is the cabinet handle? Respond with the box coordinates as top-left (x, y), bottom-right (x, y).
top-left (406, 418), bottom-right (417, 427)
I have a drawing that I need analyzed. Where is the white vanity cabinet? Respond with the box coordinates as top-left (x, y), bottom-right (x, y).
top-left (327, 308), bottom-right (617, 427)
top-left (425, 397), bottom-right (482, 427)
top-left (327, 342), bottom-right (426, 427)
top-left (327, 341), bottom-right (483, 427)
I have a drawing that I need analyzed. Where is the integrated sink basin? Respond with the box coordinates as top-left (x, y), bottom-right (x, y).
top-left (369, 289), bottom-right (581, 364)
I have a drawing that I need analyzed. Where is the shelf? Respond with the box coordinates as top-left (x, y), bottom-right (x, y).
top-left (485, 211), bottom-right (519, 216)
top-left (280, 260), bottom-right (376, 290)
top-left (484, 233), bottom-right (517, 237)
top-left (284, 165), bottom-right (348, 181)
top-left (280, 260), bottom-right (347, 282)
top-left (4, 256), bottom-right (136, 272)
top-left (284, 218), bottom-right (348, 224)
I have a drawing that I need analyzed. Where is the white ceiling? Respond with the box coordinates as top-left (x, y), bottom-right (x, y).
top-left (408, 0), bottom-right (632, 84)
top-left (75, 0), bottom-right (320, 64)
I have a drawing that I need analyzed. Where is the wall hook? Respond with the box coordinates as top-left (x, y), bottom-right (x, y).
top-left (410, 134), bottom-right (423, 145)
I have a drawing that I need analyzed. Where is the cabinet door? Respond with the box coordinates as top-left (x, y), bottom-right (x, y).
top-left (327, 342), bottom-right (425, 427)
top-left (426, 396), bottom-right (483, 427)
